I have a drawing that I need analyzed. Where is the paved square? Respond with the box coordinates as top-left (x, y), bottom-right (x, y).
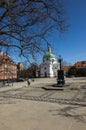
top-left (0, 77), bottom-right (86, 130)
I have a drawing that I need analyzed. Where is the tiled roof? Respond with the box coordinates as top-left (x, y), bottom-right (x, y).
top-left (0, 54), bottom-right (16, 65)
top-left (61, 66), bottom-right (71, 71)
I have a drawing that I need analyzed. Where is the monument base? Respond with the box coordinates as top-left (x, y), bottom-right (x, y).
top-left (42, 83), bottom-right (70, 90)
top-left (42, 86), bottom-right (64, 90)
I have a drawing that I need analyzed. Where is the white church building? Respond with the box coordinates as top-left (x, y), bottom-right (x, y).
top-left (39, 47), bottom-right (60, 77)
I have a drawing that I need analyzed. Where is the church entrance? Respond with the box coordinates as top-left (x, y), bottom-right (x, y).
top-left (38, 71), bottom-right (40, 78)
top-left (45, 72), bottom-right (47, 77)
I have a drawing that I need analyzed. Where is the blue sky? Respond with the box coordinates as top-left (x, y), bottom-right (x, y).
top-left (50, 0), bottom-right (86, 65)
top-left (12, 0), bottom-right (86, 65)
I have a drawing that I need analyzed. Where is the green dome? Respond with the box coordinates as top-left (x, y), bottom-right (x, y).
top-left (43, 52), bottom-right (55, 59)
top-left (53, 62), bottom-right (59, 65)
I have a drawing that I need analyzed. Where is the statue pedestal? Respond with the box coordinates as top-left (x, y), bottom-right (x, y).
top-left (57, 70), bottom-right (65, 86)
top-left (42, 83), bottom-right (70, 90)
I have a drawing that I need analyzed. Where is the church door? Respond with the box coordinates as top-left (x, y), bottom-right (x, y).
top-left (45, 72), bottom-right (47, 77)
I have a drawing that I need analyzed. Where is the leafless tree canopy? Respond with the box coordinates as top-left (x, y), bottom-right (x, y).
top-left (0, 0), bottom-right (67, 61)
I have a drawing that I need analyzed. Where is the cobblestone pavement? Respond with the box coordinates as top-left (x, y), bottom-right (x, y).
top-left (0, 78), bottom-right (86, 106)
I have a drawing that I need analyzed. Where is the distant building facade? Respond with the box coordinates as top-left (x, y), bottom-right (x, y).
top-left (74, 61), bottom-right (86, 68)
top-left (17, 62), bottom-right (23, 71)
top-left (61, 66), bottom-right (72, 76)
top-left (61, 61), bottom-right (86, 77)
top-left (39, 47), bottom-right (60, 77)
top-left (0, 51), bottom-right (17, 81)
top-left (17, 62), bottom-right (24, 78)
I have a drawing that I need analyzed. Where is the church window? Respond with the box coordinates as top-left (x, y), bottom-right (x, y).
top-left (44, 67), bottom-right (46, 70)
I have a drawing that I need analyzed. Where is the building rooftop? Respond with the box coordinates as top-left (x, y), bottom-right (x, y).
top-left (0, 51), bottom-right (16, 65)
top-left (43, 47), bottom-right (56, 59)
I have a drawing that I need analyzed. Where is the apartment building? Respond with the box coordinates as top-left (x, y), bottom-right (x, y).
top-left (0, 51), bottom-right (17, 81)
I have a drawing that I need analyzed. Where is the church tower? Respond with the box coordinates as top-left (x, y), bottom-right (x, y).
top-left (40, 47), bottom-right (60, 77)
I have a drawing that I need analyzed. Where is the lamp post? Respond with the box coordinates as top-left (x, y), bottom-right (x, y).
top-left (58, 55), bottom-right (62, 70)
top-left (57, 55), bottom-right (65, 86)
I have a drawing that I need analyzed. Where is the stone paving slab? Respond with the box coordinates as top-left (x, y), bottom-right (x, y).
top-left (49, 91), bottom-right (77, 99)
top-left (23, 91), bottom-right (46, 97)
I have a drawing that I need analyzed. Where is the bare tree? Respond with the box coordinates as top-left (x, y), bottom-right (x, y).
top-left (0, 0), bottom-right (67, 61)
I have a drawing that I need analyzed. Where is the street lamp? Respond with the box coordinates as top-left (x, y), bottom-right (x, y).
top-left (58, 55), bottom-right (63, 70)
top-left (57, 55), bottom-right (65, 86)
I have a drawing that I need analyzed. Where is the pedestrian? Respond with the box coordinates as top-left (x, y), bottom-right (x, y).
top-left (27, 79), bottom-right (30, 86)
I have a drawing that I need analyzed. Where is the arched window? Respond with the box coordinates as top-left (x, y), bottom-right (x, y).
top-left (44, 67), bottom-right (46, 70)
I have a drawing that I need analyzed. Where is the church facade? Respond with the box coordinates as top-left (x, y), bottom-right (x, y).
top-left (39, 47), bottom-right (60, 77)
